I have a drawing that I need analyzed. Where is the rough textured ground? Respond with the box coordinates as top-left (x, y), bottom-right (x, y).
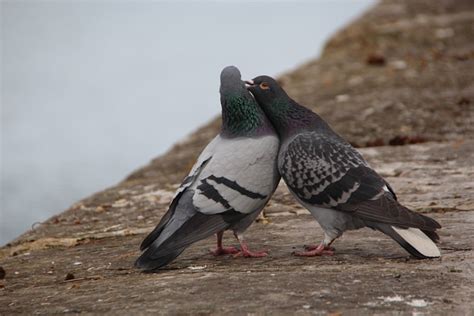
top-left (1, 0), bottom-right (473, 314)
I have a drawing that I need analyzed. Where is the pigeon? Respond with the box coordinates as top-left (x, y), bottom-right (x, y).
top-left (246, 76), bottom-right (441, 259)
top-left (135, 66), bottom-right (280, 271)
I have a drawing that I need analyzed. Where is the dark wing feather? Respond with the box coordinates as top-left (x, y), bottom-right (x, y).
top-left (135, 210), bottom-right (247, 270)
top-left (384, 180), bottom-right (398, 200)
top-left (139, 157), bottom-right (212, 251)
top-left (280, 133), bottom-right (440, 231)
top-left (139, 192), bottom-right (181, 251)
top-left (154, 210), bottom-right (246, 255)
top-left (135, 247), bottom-right (186, 271)
top-left (338, 192), bottom-right (441, 232)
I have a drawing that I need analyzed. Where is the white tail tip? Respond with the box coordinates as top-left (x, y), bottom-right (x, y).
top-left (392, 226), bottom-right (441, 257)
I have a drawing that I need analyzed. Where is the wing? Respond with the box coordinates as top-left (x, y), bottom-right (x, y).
top-left (137, 135), bottom-right (280, 269)
top-left (136, 189), bottom-right (246, 270)
top-left (171, 135), bottom-right (221, 199)
top-left (142, 134), bottom-right (279, 250)
top-left (280, 132), bottom-right (381, 206)
top-left (280, 132), bottom-right (440, 230)
top-left (139, 136), bottom-right (219, 251)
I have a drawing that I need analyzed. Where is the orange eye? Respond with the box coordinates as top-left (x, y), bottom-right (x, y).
top-left (260, 82), bottom-right (270, 90)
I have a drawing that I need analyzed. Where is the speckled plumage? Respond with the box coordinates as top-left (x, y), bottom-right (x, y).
top-left (248, 75), bottom-right (441, 258)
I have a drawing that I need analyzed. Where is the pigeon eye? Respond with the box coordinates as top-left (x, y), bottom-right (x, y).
top-left (260, 82), bottom-right (270, 90)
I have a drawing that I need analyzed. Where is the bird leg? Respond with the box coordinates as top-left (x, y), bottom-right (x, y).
top-left (210, 231), bottom-right (239, 256)
top-left (233, 233), bottom-right (268, 258)
top-left (294, 236), bottom-right (336, 257)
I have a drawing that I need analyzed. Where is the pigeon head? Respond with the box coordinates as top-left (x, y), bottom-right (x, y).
top-left (219, 66), bottom-right (274, 138)
top-left (219, 66), bottom-right (243, 93)
top-left (245, 75), bottom-right (286, 105)
top-left (245, 76), bottom-right (292, 123)
top-left (246, 75), bottom-right (323, 139)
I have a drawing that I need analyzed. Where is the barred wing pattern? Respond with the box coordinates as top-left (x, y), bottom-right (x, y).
top-left (280, 133), bottom-right (384, 208)
top-left (279, 132), bottom-right (440, 231)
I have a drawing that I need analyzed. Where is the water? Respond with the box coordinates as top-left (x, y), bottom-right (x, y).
top-left (0, 0), bottom-right (374, 245)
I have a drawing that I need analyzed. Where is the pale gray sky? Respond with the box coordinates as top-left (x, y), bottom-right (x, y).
top-left (1, 0), bottom-right (375, 245)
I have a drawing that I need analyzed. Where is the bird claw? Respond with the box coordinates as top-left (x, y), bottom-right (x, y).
top-left (304, 244), bottom-right (335, 252)
top-left (233, 249), bottom-right (268, 258)
top-left (294, 244), bottom-right (335, 257)
top-left (210, 246), bottom-right (240, 256)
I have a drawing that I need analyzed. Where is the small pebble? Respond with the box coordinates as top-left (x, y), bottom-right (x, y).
top-left (335, 94), bottom-right (350, 102)
top-left (407, 299), bottom-right (428, 307)
top-left (435, 28), bottom-right (454, 39)
top-left (65, 273), bottom-right (75, 281)
top-left (366, 53), bottom-right (386, 66)
top-left (187, 265), bottom-right (206, 271)
top-left (390, 60), bottom-right (407, 70)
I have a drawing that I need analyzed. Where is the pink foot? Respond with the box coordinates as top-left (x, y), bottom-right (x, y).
top-left (304, 244), bottom-right (335, 252)
top-left (210, 246), bottom-right (240, 256)
top-left (294, 244), bottom-right (334, 257)
top-left (233, 235), bottom-right (268, 258)
top-left (234, 249), bottom-right (268, 258)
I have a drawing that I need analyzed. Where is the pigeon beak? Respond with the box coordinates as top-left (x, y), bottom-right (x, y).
top-left (245, 80), bottom-right (255, 89)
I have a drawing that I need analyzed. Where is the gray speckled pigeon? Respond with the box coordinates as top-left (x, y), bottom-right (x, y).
top-left (246, 76), bottom-right (441, 258)
top-left (135, 66), bottom-right (280, 271)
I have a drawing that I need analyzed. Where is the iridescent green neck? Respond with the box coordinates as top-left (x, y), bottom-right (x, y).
top-left (221, 94), bottom-right (271, 138)
top-left (261, 97), bottom-right (326, 139)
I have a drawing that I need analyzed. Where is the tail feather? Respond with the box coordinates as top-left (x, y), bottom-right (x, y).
top-left (372, 223), bottom-right (440, 258)
top-left (341, 193), bottom-right (441, 232)
top-left (135, 247), bottom-right (186, 271)
top-left (156, 212), bottom-right (232, 254)
top-left (140, 206), bottom-right (176, 251)
top-left (135, 210), bottom-right (246, 271)
top-left (421, 228), bottom-right (440, 243)
top-left (391, 226), bottom-right (440, 258)
top-left (139, 186), bottom-right (198, 251)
